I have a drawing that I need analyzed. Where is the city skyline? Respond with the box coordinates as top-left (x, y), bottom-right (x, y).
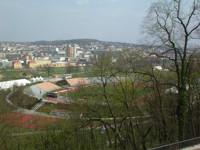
top-left (0, 0), bottom-right (156, 43)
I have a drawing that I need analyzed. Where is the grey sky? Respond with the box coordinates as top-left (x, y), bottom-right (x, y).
top-left (0, 0), bottom-right (156, 43)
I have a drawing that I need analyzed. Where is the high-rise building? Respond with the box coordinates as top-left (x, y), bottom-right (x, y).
top-left (68, 46), bottom-right (72, 57)
top-left (72, 44), bottom-right (78, 58)
top-left (66, 45), bottom-right (72, 58)
top-left (66, 44), bottom-right (79, 58)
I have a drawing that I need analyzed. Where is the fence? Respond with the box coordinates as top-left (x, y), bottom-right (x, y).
top-left (149, 136), bottom-right (200, 150)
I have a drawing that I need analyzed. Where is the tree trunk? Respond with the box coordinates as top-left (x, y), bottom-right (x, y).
top-left (177, 86), bottom-right (188, 140)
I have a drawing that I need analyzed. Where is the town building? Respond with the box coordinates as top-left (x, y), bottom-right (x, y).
top-left (35, 60), bottom-right (51, 67)
top-left (0, 61), bottom-right (12, 69)
top-left (28, 60), bottom-right (37, 69)
top-left (13, 60), bottom-right (22, 69)
top-left (66, 45), bottom-right (73, 58)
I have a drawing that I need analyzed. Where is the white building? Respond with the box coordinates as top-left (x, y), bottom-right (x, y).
top-left (0, 79), bottom-right (31, 90)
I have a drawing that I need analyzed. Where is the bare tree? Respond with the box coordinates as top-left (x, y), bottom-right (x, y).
top-left (66, 64), bottom-right (74, 74)
top-left (43, 64), bottom-right (54, 77)
top-left (69, 52), bottom-right (156, 149)
top-left (142, 0), bottom-right (200, 140)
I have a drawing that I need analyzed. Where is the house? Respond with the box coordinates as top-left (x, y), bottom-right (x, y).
top-left (35, 60), bottom-right (51, 67)
top-left (0, 61), bottom-right (12, 69)
top-left (13, 60), bottom-right (22, 69)
top-left (28, 60), bottom-right (37, 69)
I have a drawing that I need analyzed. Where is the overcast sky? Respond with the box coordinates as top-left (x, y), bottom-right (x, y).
top-left (0, 0), bottom-right (156, 43)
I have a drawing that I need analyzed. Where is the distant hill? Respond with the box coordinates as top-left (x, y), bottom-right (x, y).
top-left (32, 39), bottom-right (100, 46)
top-left (32, 39), bottom-right (138, 47)
top-left (0, 39), bottom-right (151, 50)
top-left (30, 39), bottom-right (152, 50)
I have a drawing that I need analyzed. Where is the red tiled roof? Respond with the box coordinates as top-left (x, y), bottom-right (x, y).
top-left (36, 82), bottom-right (61, 92)
top-left (29, 60), bottom-right (36, 63)
top-left (66, 78), bottom-right (89, 86)
top-left (13, 60), bottom-right (21, 64)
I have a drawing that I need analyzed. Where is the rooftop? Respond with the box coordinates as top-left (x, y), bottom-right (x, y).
top-left (36, 82), bottom-right (61, 92)
top-left (66, 78), bottom-right (89, 86)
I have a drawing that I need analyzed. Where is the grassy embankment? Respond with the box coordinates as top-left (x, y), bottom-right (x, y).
top-left (9, 87), bottom-right (41, 109)
top-left (0, 90), bottom-right (35, 133)
top-left (38, 84), bottom-right (153, 117)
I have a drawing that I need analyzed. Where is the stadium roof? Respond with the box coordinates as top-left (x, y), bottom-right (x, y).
top-left (0, 79), bottom-right (31, 90)
top-left (66, 78), bottom-right (89, 86)
top-left (36, 82), bottom-right (61, 92)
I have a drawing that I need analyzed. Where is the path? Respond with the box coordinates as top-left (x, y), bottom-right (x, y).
top-left (13, 108), bottom-right (66, 119)
top-left (11, 130), bottom-right (61, 137)
top-left (5, 89), bottom-right (17, 107)
top-left (31, 99), bottom-right (46, 111)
